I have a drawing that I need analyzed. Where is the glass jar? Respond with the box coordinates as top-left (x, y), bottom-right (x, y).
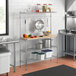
top-left (47, 4), bottom-right (52, 12)
top-left (42, 4), bottom-right (47, 12)
top-left (36, 4), bottom-right (42, 12)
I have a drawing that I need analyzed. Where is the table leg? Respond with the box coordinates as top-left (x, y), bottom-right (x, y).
top-left (62, 35), bottom-right (64, 57)
top-left (25, 40), bottom-right (27, 70)
top-left (19, 41), bottom-right (21, 67)
top-left (6, 44), bottom-right (8, 49)
top-left (6, 73), bottom-right (8, 76)
top-left (13, 43), bottom-right (16, 72)
top-left (56, 37), bottom-right (58, 63)
top-left (57, 45), bottom-right (58, 63)
top-left (73, 37), bottom-right (75, 61)
top-left (73, 55), bottom-right (75, 61)
top-left (64, 35), bottom-right (68, 57)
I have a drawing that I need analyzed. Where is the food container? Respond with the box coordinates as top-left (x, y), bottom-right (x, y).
top-left (42, 4), bottom-right (47, 12)
top-left (36, 4), bottom-right (42, 12)
top-left (47, 4), bottom-right (52, 12)
top-left (31, 52), bottom-right (39, 60)
top-left (37, 52), bottom-right (45, 60)
top-left (42, 49), bottom-right (53, 58)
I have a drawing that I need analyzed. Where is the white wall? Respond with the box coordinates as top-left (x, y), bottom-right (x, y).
top-left (0, 0), bottom-right (65, 66)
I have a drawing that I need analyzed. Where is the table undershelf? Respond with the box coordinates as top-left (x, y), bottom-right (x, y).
top-left (64, 51), bottom-right (76, 56)
top-left (21, 55), bottom-right (57, 64)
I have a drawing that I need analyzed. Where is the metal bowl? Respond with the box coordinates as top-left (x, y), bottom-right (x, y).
top-left (43, 31), bottom-right (50, 36)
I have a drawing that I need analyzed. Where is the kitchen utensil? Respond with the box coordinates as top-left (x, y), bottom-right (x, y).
top-left (43, 31), bottom-right (51, 36)
top-left (35, 19), bottom-right (44, 31)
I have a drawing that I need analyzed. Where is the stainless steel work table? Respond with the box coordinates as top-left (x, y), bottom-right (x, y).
top-left (0, 40), bottom-right (19, 72)
top-left (20, 35), bottom-right (58, 70)
top-left (59, 30), bottom-right (76, 61)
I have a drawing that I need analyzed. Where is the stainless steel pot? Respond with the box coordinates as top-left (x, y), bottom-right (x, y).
top-left (67, 11), bottom-right (76, 16)
top-left (43, 39), bottom-right (51, 48)
top-left (73, 11), bottom-right (76, 16)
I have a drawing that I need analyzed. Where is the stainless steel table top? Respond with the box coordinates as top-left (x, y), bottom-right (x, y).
top-left (59, 30), bottom-right (76, 36)
top-left (0, 40), bottom-right (19, 44)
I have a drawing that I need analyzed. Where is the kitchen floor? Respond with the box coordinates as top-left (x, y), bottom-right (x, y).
top-left (0, 56), bottom-right (76, 76)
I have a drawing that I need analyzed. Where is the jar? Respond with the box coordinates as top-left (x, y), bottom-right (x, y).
top-left (47, 4), bottom-right (52, 12)
top-left (36, 4), bottom-right (42, 12)
top-left (42, 4), bottom-right (47, 12)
